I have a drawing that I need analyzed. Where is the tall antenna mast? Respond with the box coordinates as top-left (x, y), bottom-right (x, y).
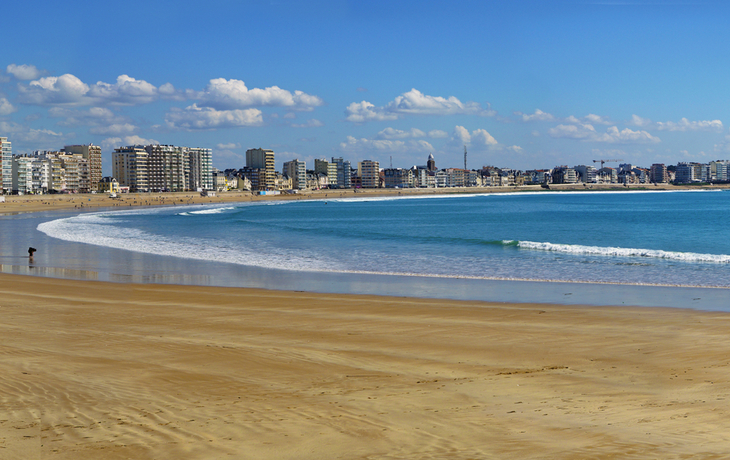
top-left (390, 155), bottom-right (393, 169)
top-left (464, 145), bottom-right (467, 170)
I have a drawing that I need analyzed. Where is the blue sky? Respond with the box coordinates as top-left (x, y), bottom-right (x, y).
top-left (2, 0), bottom-right (730, 175)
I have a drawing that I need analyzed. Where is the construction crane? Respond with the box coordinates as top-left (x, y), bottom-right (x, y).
top-left (593, 159), bottom-right (623, 169)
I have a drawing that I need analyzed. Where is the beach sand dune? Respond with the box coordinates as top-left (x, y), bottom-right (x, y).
top-left (1, 273), bottom-right (730, 458)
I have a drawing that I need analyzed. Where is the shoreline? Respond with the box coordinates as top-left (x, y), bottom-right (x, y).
top-left (2, 187), bottom-right (729, 311)
top-left (2, 272), bottom-right (730, 458)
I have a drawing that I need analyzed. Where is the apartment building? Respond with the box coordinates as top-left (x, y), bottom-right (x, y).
top-left (62, 144), bottom-right (102, 189)
top-left (283, 159), bottom-right (306, 190)
top-left (1, 137), bottom-right (11, 193)
top-left (650, 163), bottom-right (668, 183)
top-left (331, 157), bottom-right (352, 189)
top-left (246, 148), bottom-right (275, 190)
top-left (113, 146), bottom-right (149, 192)
top-left (358, 160), bottom-right (380, 188)
top-left (113, 144), bottom-right (212, 192)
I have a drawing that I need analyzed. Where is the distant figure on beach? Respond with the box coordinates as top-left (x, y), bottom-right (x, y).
top-left (28, 247), bottom-right (36, 259)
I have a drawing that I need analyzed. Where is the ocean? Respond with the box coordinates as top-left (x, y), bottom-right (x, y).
top-left (6, 189), bottom-right (730, 310)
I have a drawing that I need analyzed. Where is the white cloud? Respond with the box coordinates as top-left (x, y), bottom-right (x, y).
top-left (101, 136), bottom-right (160, 151)
top-left (87, 75), bottom-right (158, 105)
top-left (197, 78), bottom-right (324, 111)
top-left (291, 119), bottom-right (324, 128)
top-left (549, 123), bottom-right (660, 144)
top-left (0, 121), bottom-right (67, 146)
top-left (6, 64), bottom-right (42, 80)
top-left (345, 101), bottom-right (399, 123)
top-left (165, 104), bottom-right (263, 130)
top-left (216, 142), bottom-right (241, 150)
top-left (452, 125), bottom-right (498, 148)
top-left (89, 123), bottom-right (137, 135)
top-left (20, 74), bottom-right (91, 105)
top-left (583, 114), bottom-right (611, 125)
top-left (18, 73), bottom-right (167, 106)
top-left (516, 109), bottom-right (555, 122)
top-left (346, 88), bottom-right (494, 123)
top-left (0, 97), bottom-right (17, 116)
top-left (428, 129), bottom-right (448, 138)
top-left (48, 106), bottom-right (126, 127)
top-left (655, 118), bottom-right (723, 132)
top-left (376, 127), bottom-right (426, 139)
top-left (630, 114), bottom-right (652, 127)
top-left (507, 145), bottom-right (523, 153)
top-left (339, 135), bottom-right (434, 153)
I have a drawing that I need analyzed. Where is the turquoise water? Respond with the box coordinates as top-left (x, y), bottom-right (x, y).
top-left (36, 190), bottom-right (730, 288)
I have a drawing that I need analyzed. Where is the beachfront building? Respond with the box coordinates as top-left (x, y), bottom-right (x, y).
top-left (331, 157), bottom-right (352, 189)
top-left (358, 160), bottom-right (380, 188)
top-left (314, 159), bottom-right (338, 186)
top-left (573, 165), bottom-right (598, 183)
top-left (383, 168), bottom-right (413, 188)
top-left (650, 163), bottom-right (668, 183)
top-left (551, 166), bottom-right (578, 184)
top-left (11, 156), bottom-right (34, 194)
top-left (710, 160), bottom-right (730, 182)
top-left (62, 144), bottom-right (102, 190)
top-left (1, 136), bottom-right (11, 193)
top-left (283, 159), bottom-right (306, 190)
top-left (187, 147), bottom-right (213, 191)
top-left (112, 144), bottom-right (212, 192)
top-left (113, 146), bottom-right (149, 192)
top-left (246, 148), bottom-right (275, 190)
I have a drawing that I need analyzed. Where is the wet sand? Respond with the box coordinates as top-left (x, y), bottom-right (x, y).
top-left (2, 273), bottom-right (730, 459)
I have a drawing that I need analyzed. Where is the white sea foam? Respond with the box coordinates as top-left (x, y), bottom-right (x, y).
top-left (183, 206), bottom-right (236, 215)
top-left (37, 211), bottom-right (339, 273)
top-left (515, 240), bottom-right (730, 264)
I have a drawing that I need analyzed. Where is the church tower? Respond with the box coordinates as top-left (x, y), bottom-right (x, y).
top-left (427, 153), bottom-right (436, 172)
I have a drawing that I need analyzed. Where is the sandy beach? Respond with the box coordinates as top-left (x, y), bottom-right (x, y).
top-left (3, 188), bottom-right (730, 459)
top-left (1, 273), bottom-right (730, 459)
top-left (0, 182), bottom-right (716, 215)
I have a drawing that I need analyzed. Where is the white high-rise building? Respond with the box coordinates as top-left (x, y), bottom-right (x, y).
top-left (1, 137), bottom-right (11, 193)
top-left (283, 159), bottom-right (306, 189)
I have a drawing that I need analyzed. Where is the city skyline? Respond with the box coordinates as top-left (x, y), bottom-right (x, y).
top-left (3, 1), bottom-right (730, 176)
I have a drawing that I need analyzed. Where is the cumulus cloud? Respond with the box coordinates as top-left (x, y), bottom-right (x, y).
top-left (89, 123), bottom-right (137, 135)
top-left (346, 88), bottom-right (495, 123)
top-left (339, 135), bottom-right (434, 154)
top-left (48, 107), bottom-right (126, 127)
top-left (549, 123), bottom-right (660, 144)
top-left (197, 78), bottom-right (324, 111)
top-left (6, 64), bottom-right (42, 80)
top-left (101, 135), bottom-right (160, 151)
top-left (18, 73), bottom-right (166, 106)
top-left (428, 129), bottom-right (449, 138)
top-left (452, 125), bottom-right (498, 148)
top-left (291, 119), bottom-right (324, 128)
top-left (216, 142), bottom-right (241, 150)
top-left (87, 75), bottom-right (158, 105)
top-left (655, 118), bottom-right (723, 132)
top-left (0, 121), bottom-right (67, 146)
top-left (345, 101), bottom-right (400, 123)
top-left (165, 104), bottom-right (263, 130)
top-left (0, 97), bottom-right (17, 116)
top-left (20, 74), bottom-right (91, 105)
top-left (375, 127), bottom-right (426, 139)
top-left (630, 114), bottom-right (652, 127)
top-left (629, 115), bottom-right (722, 132)
top-left (515, 109), bottom-right (555, 122)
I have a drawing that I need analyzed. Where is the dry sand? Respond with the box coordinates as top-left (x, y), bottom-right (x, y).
top-left (0, 182), bottom-right (715, 215)
top-left (2, 273), bottom-right (730, 459)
